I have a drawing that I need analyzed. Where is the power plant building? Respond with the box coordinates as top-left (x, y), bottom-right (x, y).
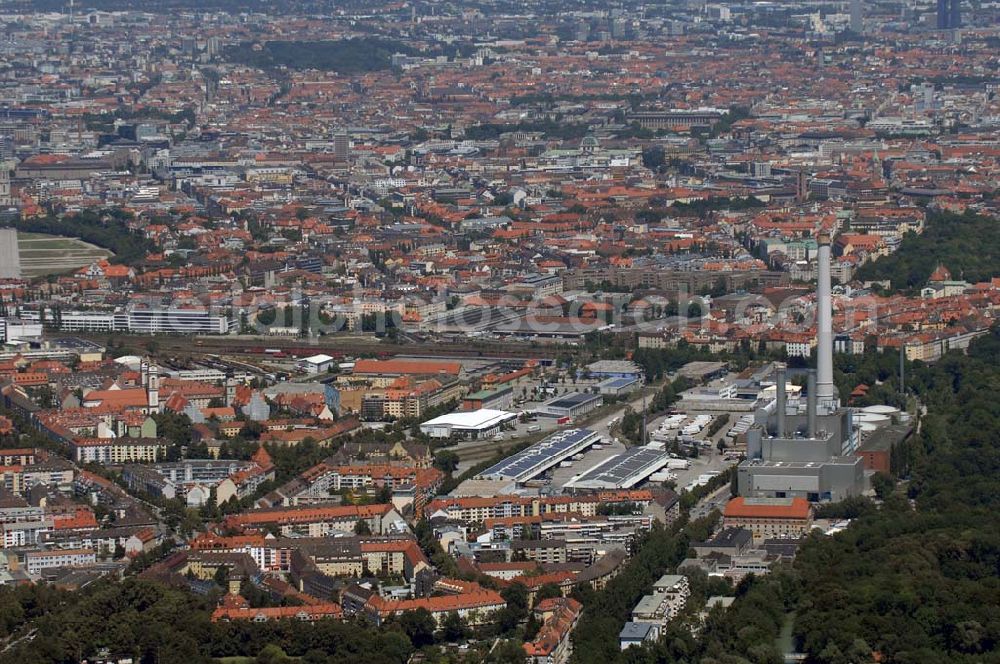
top-left (737, 234), bottom-right (866, 502)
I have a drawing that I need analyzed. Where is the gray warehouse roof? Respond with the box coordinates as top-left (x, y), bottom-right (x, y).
top-left (476, 428), bottom-right (599, 482)
top-left (567, 445), bottom-right (672, 490)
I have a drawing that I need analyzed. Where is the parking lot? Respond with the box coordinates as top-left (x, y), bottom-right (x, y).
top-left (668, 450), bottom-right (735, 491)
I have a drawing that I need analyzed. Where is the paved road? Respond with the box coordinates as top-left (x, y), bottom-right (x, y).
top-left (590, 389), bottom-right (657, 440)
top-left (0, 628), bottom-right (36, 654)
top-left (690, 482), bottom-right (735, 520)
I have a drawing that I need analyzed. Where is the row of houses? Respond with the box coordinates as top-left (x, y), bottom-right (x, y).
top-left (424, 489), bottom-right (661, 522)
top-left (221, 503), bottom-right (408, 538)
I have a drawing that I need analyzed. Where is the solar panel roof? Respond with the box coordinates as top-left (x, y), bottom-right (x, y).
top-left (570, 446), bottom-right (671, 488)
top-left (544, 392), bottom-right (602, 409)
top-left (477, 428), bottom-right (599, 481)
top-left (599, 377), bottom-right (640, 388)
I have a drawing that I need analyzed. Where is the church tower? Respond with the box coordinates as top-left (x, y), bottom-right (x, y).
top-left (146, 364), bottom-right (160, 414)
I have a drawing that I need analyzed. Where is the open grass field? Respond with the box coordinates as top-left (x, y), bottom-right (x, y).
top-left (17, 231), bottom-right (113, 277)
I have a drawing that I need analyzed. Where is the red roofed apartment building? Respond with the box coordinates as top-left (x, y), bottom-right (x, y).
top-left (524, 597), bottom-right (583, 664)
top-left (424, 490), bottom-right (653, 522)
top-left (722, 497), bottom-right (813, 544)
top-left (363, 579), bottom-right (506, 627)
top-left (222, 503), bottom-right (402, 538)
top-left (212, 591), bottom-right (343, 623)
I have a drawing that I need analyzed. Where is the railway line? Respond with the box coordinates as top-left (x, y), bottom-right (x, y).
top-left (72, 332), bottom-right (561, 362)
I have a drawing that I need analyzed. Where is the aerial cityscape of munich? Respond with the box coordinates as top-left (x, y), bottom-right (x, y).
top-left (0, 0), bottom-right (997, 662)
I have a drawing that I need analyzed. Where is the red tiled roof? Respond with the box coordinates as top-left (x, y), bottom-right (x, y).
top-left (366, 589), bottom-right (505, 616)
top-left (224, 503), bottom-right (393, 528)
top-left (212, 602), bottom-right (343, 622)
top-left (724, 497), bottom-right (811, 519)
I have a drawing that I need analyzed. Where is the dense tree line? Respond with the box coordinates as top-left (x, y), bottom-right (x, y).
top-left (618, 376), bottom-right (687, 444)
top-left (632, 346), bottom-right (717, 382)
top-left (0, 578), bottom-right (419, 664)
top-left (667, 195), bottom-right (765, 217)
top-left (853, 210), bottom-right (1000, 292)
top-left (569, 513), bottom-right (720, 664)
top-left (691, 328), bottom-right (1000, 663)
top-left (225, 38), bottom-right (415, 74)
top-left (82, 105), bottom-right (195, 134)
top-left (787, 328), bottom-right (1000, 662)
top-left (575, 329), bottom-right (1000, 664)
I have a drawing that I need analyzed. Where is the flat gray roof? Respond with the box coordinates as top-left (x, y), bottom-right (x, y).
top-left (543, 391), bottom-right (603, 409)
top-left (620, 622), bottom-right (655, 639)
top-left (567, 446), bottom-right (671, 490)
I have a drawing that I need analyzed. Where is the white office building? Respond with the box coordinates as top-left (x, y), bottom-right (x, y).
top-left (41, 307), bottom-right (236, 335)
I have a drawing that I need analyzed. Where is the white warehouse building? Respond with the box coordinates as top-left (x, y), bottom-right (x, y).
top-left (419, 409), bottom-right (518, 440)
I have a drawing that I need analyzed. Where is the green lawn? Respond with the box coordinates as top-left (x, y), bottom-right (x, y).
top-left (16, 231), bottom-right (113, 277)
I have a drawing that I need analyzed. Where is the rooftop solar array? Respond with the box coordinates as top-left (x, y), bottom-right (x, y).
top-left (544, 392), bottom-right (602, 409)
top-left (476, 428), bottom-right (600, 482)
top-left (567, 446), bottom-right (672, 490)
top-left (599, 377), bottom-right (640, 389)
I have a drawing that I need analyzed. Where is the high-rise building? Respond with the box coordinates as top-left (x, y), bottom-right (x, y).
top-left (0, 134), bottom-right (13, 161)
top-left (334, 131), bottom-right (351, 163)
top-left (795, 170), bottom-right (809, 203)
top-left (0, 169), bottom-right (11, 208)
top-left (849, 0), bottom-right (863, 32)
top-left (937, 0), bottom-right (961, 29)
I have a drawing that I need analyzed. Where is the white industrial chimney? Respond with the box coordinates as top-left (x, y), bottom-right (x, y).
top-left (816, 233), bottom-right (837, 412)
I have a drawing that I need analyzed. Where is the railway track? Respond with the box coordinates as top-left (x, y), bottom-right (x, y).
top-left (75, 332), bottom-right (560, 362)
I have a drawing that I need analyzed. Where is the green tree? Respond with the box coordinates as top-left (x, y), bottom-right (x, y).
top-left (395, 608), bottom-right (436, 647)
top-left (433, 450), bottom-right (460, 473)
top-left (212, 565), bottom-right (230, 588)
top-left (870, 472), bottom-right (895, 500)
top-left (486, 639), bottom-right (527, 664)
top-left (256, 644), bottom-right (295, 664)
top-left (533, 583), bottom-right (563, 606)
top-left (498, 583), bottom-right (529, 633)
top-left (439, 611), bottom-right (468, 643)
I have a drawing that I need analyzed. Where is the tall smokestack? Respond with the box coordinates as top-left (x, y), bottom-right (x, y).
top-left (816, 233), bottom-right (837, 412)
top-left (807, 369), bottom-right (818, 438)
top-left (775, 366), bottom-right (787, 438)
